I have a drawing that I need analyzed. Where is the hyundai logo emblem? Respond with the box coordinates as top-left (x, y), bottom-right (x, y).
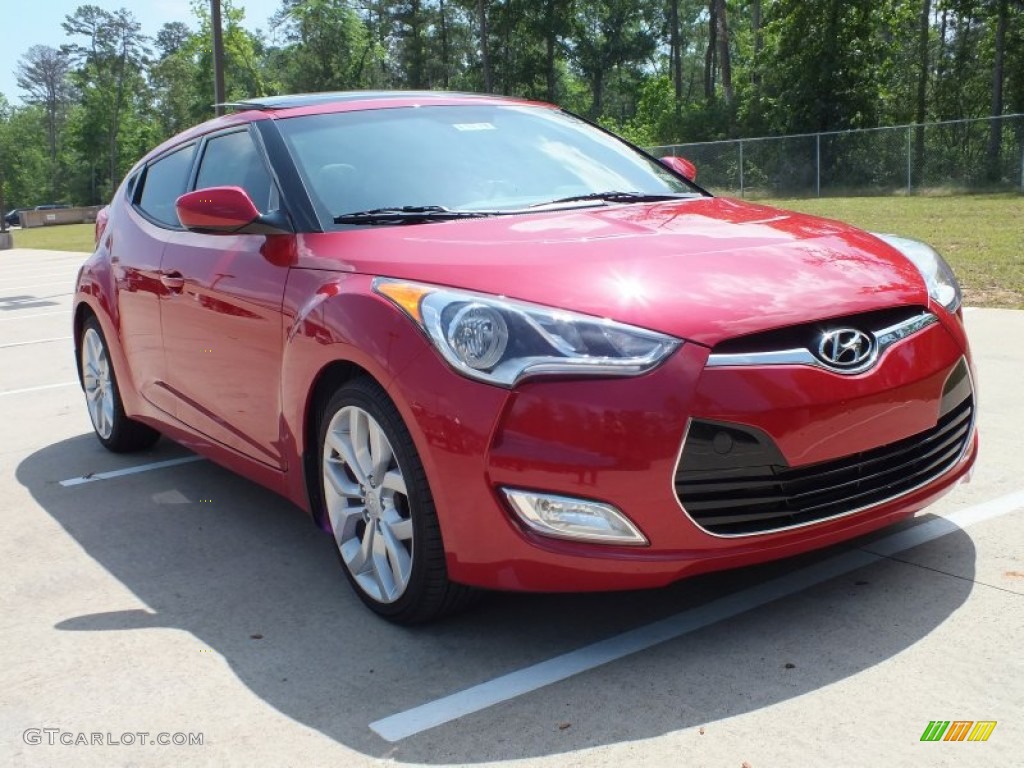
top-left (816, 328), bottom-right (875, 370)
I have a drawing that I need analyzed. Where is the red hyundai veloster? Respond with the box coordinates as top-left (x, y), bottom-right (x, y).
top-left (74, 91), bottom-right (977, 623)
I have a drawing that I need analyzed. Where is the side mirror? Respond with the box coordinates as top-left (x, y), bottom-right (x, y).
top-left (660, 155), bottom-right (698, 182)
top-left (176, 186), bottom-right (291, 235)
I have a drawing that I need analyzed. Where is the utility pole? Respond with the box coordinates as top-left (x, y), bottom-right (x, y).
top-left (212, 0), bottom-right (226, 115)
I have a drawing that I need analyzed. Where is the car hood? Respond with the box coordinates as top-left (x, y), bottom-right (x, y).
top-left (297, 197), bottom-right (928, 346)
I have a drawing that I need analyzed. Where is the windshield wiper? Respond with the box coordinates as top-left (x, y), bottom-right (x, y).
top-left (529, 191), bottom-right (694, 208)
top-left (334, 205), bottom-right (498, 225)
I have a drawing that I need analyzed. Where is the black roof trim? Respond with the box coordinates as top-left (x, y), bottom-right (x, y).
top-left (218, 90), bottom-right (510, 112)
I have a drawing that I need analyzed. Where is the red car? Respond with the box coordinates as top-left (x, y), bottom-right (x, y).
top-left (74, 91), bottom-right (976, 623)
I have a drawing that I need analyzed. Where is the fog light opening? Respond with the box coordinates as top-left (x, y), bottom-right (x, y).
top-left (502, 489), bottom-right (648, 546)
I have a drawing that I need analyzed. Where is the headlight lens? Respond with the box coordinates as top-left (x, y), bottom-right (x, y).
top-left (374, 278), bottom-right (681, 386)
top-left (874, 234), bottom-right (962, 313)
top-left (446, 303), bottom-right (508, 370)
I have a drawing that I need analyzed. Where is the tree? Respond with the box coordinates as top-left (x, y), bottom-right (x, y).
top-left (714, 0), bottom-right (732, 105)
top-left (149, 22), bottom-right (203, 140)
top-left (986, 0), bottom-right (1009, 179)
top-left (15, 45), bottom-right (73, 200)
top-left (535, 1), bottom-right (573, 102)
top-left (0, 101), bottom-right (51, 207)
top-left (190, 0), bottom-right (276, 108)
top-left (270, 0), bottom-right (379, 92)
top-left (393, 0), bottom-right (428, 88)
top-left (2, 0), bottom-right (1021, 205)
top-left (478, 0), bottom-right (492, 92)
top-left (155, 21), bottom-right (194, 57)
top-left (914, 0), bottom-right (932, 183)
top-left (668, 0), bottom-right (683, 101)
top-left (571, 0), bottom-right (658, 118)
top-left (762, 0), bottom-right (893, 133)
top-left (62, 5), bottom-right (151, 203)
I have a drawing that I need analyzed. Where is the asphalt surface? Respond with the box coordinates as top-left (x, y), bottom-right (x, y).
top-left (1, 247), bottom-right (1021, 768)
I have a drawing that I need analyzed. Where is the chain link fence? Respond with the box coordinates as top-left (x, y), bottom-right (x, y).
top-left (650, 114), bottom-right (1024, 198)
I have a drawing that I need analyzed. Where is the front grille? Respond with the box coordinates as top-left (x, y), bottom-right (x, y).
top-left (710, 305), bottom-right (927, 356)
top-left (676, 395), bottom-right (974, 536)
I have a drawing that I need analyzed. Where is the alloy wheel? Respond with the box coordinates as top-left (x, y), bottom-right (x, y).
top-left (82, 327), bottom-right (115, 440)
top-left (322, 405), bottom-right (413, 604)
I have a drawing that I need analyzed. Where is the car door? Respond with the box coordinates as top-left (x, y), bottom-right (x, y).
top-left (158, 126), bottom-right (290, 468)
top-left (116, 142), bottom-right (199, 416)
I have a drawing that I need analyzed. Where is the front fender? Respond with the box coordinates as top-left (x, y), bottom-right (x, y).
top-left (279, 271), bottom-right (442, 511)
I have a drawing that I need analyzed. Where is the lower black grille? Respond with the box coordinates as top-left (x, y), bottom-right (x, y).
top-left (676, 395), bottom-right (974, 536)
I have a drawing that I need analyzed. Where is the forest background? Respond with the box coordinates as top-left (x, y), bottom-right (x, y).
top-left (1, 0), bottom-right (1021, 207)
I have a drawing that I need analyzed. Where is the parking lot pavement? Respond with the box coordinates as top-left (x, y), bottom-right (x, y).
top-left (2, 248), bottom-right (1021, 768)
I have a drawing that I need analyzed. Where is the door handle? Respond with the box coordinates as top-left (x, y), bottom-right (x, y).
top-left (161, 272), bottom-right (185, 291)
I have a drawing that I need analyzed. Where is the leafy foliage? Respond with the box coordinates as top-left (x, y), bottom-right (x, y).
top-left (0, 0), bottom-right (1021, 207)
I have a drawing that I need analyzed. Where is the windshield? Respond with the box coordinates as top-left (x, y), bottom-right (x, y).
top-left (275, 104), bottom-right (699, 226)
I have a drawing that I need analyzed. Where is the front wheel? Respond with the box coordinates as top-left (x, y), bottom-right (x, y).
top-left (80, 316), bottom-right (160, 452)
top-left (316, 377), bottom-right (477, 623)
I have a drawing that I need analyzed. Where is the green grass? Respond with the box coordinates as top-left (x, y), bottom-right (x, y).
top-left (766, 194), bottom-right (1024, 309)
top-left (10, 223), bottom-right (95, 253)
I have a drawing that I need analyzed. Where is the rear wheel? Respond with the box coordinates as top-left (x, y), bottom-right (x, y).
top-left (80, 316), bottom-right (160, 452)
top-left (316, 377), bottom-right (477, 623)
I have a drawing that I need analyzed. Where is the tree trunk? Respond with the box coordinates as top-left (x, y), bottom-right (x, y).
top-left (669, 0), bottom-right (682, 102)
top-left (953, 10), bottom-right (973, 118)
top-left (439, 0), bottom-right (449, 89)
top-left (937, 5), bottom-right (948, 94)
top-left (478, 0), bottom-right (492, 92)
top-left (501, 7), bottom-right (510, 95)
top-left (47, 104), bottom-right (58, 200)
top-left (409, 0), bottom-right (424, 89)
top-left (914, 0), bottom-right (931, 186)
top-left (704, 1), bottom-right (717, 99)
top-left (715, 0), bottom-right (732, 105)
top-left (545, 0), bottom-right (556, 101)
top-left (751, 0), bottom-right (762, 89)
top-left (986, 0), bottom-right (1008, 181)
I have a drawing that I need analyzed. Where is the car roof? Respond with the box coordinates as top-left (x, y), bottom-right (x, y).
top-left (220, 90), bottom-right (512, 112)
top-left (133, 90), bottom-right (552, 172)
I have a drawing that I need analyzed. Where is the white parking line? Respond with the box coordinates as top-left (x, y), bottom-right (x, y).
top-left (0, 336), bottom-right (73, 349)
top-left (0, 381), bottom-right (78, 397)
top-left (369, 490), bottom-right (1024, 742)
top-left (60, 456), bottom-right (206, 487)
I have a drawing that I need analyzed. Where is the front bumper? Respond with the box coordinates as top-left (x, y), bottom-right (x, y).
top-left (390, 309), bottom-right (977, 592)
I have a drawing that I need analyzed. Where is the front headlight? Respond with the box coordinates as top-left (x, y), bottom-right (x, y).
top-left (373, 278), bottom-right (681, 387)
top-left (874, 234), bottom-right (962, 313)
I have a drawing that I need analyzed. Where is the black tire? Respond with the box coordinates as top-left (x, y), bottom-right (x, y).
top-left (314, 376), bottom-right (478, 624)
top-left (80, 316), bottom-right (160, 453)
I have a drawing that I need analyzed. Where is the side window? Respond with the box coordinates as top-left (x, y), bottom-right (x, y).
top-left (195, 129), bottom-right (276, 213)
top-left (123, 171), bottom-right (140, 201)
top-left (137, 144), bottom-right (197, 227)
